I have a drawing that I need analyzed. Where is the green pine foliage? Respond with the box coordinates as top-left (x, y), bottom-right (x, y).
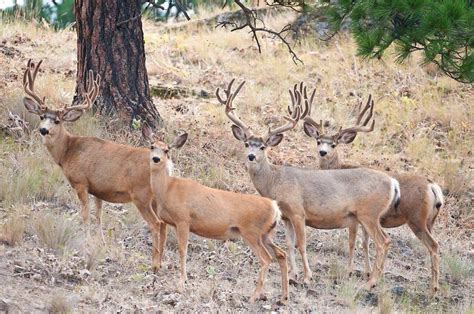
top-left (325, 0), bottom-right (474, 83)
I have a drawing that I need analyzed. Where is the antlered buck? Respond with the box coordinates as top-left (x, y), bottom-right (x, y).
top-left (301, 95), bottom-right (444, 292)
top-left (22, 59), bottom-right (164, 271)
top-left (219, 79), bottom-right (400, 289)
top-left (142, 125), bottom-right (289, 304)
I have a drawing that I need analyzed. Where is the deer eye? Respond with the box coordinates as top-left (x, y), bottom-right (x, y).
top-left (260, 146), bottom-right (265, 150)
top-left (54, 120), bottom-right (60, 124)
top-left (244, 143), bottom-right (249, 148)
top-left (163, 149), bottom-right (169, 154)
top-left (331, 144), bottom-right (336, 148)
top-left (150, 145), bottom-right (154, 150)
top-left (40, 116), bottom-right (45, 120)
top-left (316, 140), bottom-right (321, 145)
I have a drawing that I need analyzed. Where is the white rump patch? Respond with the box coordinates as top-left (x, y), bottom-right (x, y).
top-left (166, 160), bottom-right (174, 176)
top-left (271, 200), bottom-right (282, 223)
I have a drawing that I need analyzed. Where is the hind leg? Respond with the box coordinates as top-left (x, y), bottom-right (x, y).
top-left (243, 234), bottom-right (272, 303)
top-left (408, 222), bottom-right (439, 293)
top-left (283, 219), bottom-right (297, 281)
top-left (263, 235), bottom-right (289, 304)
top-left (362, 226), bottom-right (372, 277)
top-left (94, 197), bottom-right (103, 225)
top-left (348, 223), bottom-right (358, 276)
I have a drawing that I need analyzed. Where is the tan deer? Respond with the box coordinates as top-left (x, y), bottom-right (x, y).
top-left (142, 125), bottom-right (289, 304)
top-left (219, 79), bottom-right (400, 289)
top-left (22, 59), bottom-right (165, 271)
top-left (302, 95), bottom-right (444, 292)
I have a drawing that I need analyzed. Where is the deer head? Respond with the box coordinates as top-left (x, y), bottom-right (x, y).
top-left (303, 94), bottom-right (375, 159)
top-left (22, 59), bottom-right (100, 144)
top-left (218, 80), bottom-right (311, 169)
top-left (142, 123), bottom-right (188, 175)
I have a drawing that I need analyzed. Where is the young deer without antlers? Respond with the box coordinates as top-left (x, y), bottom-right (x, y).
top-left (302, 96), bottom-right (444, 292)
top-left (142, 125), bottom-right (289, 304)
top-left (218, 80), bottom-right (400, 288)
top-left (22, 59), bottom-right (165, 271)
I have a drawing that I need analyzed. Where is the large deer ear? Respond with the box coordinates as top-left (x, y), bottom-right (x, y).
top-left (62, 109), bottom-right (84, 122)
top-left (169, 133), bottom-right (188, 149)
top-left (142, 122), bottom-right (154, 141)
top-left (23, 97), bottom-right (43, 115)
top-left (231, 125), bottom-right (247, 142)
top-left (303, 121), bottom-right (320, 138)
top-left (265, 133), bottom-right (284, 147)
top-left (337, 131), bottom-right (357, 144)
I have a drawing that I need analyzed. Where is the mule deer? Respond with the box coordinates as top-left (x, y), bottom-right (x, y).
top-left (219, 79), bottom-right (400, 288)
top-left (22, 59), bottom-right (165, 271)
top-left (302, 95), bottom-right (444, 292)
top-left (142, 125), bottom-right (289, 304)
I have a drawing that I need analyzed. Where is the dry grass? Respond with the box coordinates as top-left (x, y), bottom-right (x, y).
top-left (0, 9), bottom-right (473, 312)
top-left (0, 211), bottom-right (26, 246)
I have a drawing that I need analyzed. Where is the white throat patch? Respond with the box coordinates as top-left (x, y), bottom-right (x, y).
top-left (166, 160), bottom-right (174, 176)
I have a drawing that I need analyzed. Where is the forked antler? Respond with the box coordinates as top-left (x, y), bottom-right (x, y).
top-left (288, 82), bottom-right (315, 120)
top-left (216, 79), bottom-right (250, 135)
top-left (266, 104), bottom-right (301, 139)
top-left (63, 70), bottom-right (101, 113)
top-left (336, 94), bottom-right (375, 138)
top-left (23, 59), bottom-right (46, 111)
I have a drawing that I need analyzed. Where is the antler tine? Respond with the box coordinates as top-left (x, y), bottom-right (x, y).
top-left (267, 104), bottom-right (301, 138)
top-left (63, 70), bottom-right (101, 112)
top-left (23, 59), bottom-right (46, 108)
top-left (287, 85), bottom-right (301, 119)
top-left (356, 94), bottom-right (373, 126)
top-left (217, 79), bottom-right (250, 132)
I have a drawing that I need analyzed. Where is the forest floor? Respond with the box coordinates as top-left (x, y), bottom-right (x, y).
top-left (0, 9), bottom-right (473, 313)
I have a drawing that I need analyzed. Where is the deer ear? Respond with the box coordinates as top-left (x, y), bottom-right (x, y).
top-left (303, 121), bottom-right (320, 138)
top-left (231, 125), bottom-right (247, 142)
top-left (266, 133), bottom-right (284, 147)
top-left (169, 133), bottom-right (188, 149)
top-left (338, 131), bottom-right (357, 144)
top-left (141, 122), bottom-right (154, 141)
top-left (62, 109), bottom-right (83, 122)
top-left (23, 97), bottom-right (42, 115)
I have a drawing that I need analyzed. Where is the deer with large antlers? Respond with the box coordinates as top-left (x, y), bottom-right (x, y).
top-left (22, 59), bottom-right (165, 271)
top-left (219, 80), bottom-right (400, 288)
top-left (302, 96), bottom-right (444, 292)
top-left (142, 125), bottom-right (289, 304)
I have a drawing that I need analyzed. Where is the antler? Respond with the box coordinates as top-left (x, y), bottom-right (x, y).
top-left (216, 79), bottom-right (250, 134)
top-left (336, 94), bottom-right (375, 137)
top-left (266, 103), bottom-right (301, 139)
top-left (23, 59), bottom-right (46, 110)
top-left (287, 82), bottom-right (315, 120)
top-left (63, 70), bottom-right (101, 113)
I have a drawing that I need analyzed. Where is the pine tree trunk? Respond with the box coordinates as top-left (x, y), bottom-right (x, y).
top-left (74, 0), bottom-right (161, 127)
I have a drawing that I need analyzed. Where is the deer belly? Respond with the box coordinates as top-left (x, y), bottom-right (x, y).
top-left (305, 213), bottom-right (356, 229)
top-left (89, 189), bottom-right (132, 203)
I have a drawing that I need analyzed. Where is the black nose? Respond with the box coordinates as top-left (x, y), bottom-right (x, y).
top-left (319, 151), bottom-right (327, 157)
top-left (152, 156), bottom-right (161, 163)
top-left (248, 154), bottom-right (256, 161)
top-left (39, 128), bottom-right (49, 135)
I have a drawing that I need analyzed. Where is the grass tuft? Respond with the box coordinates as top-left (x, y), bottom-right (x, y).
top-left (0, 212), bottom-right (26, 246)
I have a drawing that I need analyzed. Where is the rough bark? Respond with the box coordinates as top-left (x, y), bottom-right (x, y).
top-left (74, 0), bottom-right (161, 127)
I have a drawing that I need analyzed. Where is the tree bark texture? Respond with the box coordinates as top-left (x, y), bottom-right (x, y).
top-left (74, 0), bottom-right (161, 127)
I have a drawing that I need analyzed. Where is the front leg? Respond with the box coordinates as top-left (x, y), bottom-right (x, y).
top-left (75, 185), bottom-right (89, 224)
top-left (175, 222), bottom-right (190, 291)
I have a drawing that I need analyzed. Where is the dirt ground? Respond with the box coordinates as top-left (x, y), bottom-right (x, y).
top-left (0, 9), bottom-right (473, 313)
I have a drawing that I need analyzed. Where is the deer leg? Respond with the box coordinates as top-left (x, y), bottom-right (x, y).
top-left (361, 226), bottom-right (372, 278)
top-left (175, 222), bottom-right (190, 291)
top-left (292, 215), bottom-right (312, 284)
top-left (408, 222), bottom-right (439, 293)
top-left (132, 192), bottom-right (163, 272)
top-left (283, 219), bottom-right (298, 281)
top-left (75, 185), bottom-right (89, 224)
top-left (244, 235), bottom-right (272, 303)
top-left (359, 220), bottom-right (390, 289)
top-left (157, 222), bottom-right (168, 269)
top-left (348, 223), bottom-right (358, 276)
top-left (263, 235), bottom-right (289, 305)
top-left (94, 197), bottom-right (103, 225)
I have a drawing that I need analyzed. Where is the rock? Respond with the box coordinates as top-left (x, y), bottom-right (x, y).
top-left (391, 286), bottom-right (405, 296)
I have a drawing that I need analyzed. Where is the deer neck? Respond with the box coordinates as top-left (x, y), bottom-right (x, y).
top-left (247, 157), bottom-right (278, 197)
top-left (320, 150), bottom-right (342, 170)
top-left (44, 126), bottom-right (72, 166)
top-left (150, 164), bottom-right (171, 202)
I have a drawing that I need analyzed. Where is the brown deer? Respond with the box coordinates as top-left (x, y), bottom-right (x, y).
top-left (142, 125), bottom-right (289, 304)
top-left (219, 79), bottom-right (400, 289)
top-left (22, 59), bottom-right (165, 271)
top-left (302, 94), bottom-right (444, 292)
